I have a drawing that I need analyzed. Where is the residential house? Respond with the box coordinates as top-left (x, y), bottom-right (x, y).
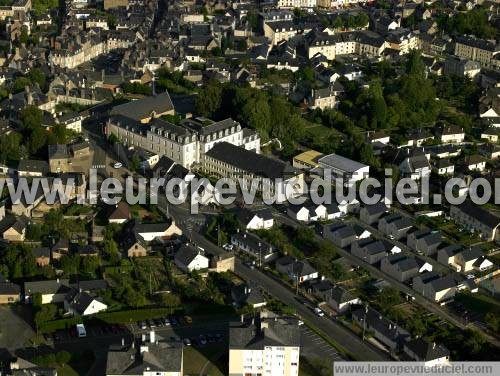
top-left (0, 278), bottom-right (20, 304)
top-left (231, 284), bottom-right (267, 309)
top-left (404, 338), bottom-right (450, 366)
top-left (434, 159), bottom-right (455, 176)
top-left (412, 272), bottom-right (461, 303)
top-left (450, 200), bottom-right (500, 241)
top-left (24, 279), bottom-right (71, 304)
top-left (378, 214), bottom-right (414, 240)
top-left (174, 244), bottom-right (209, 272)
top-left (360, 202), bottom-right (389, 225)
top-left (441, 247), bottom-right (494, 273)
top-left (230, 232), bottom-right (278, 264)
top-left (351, 238), bottom-right (387, 265)
top-left (437, 245), bottom-right (464, 271)
top-left (381, 254), bottom-right (420, 282)
top-left (352, 307), bottom-right (410, 351)
top-left (64, 290), bottom-right (108, 316)
top-left (229, 314), bottom-right (300, 376)
top-left (17, 160), bottom-right (49, 177)
top-left (437, 125), bottom-right (465, 144)
top-left (326, 286), bottom-right (360, 313)
top-left (105, 335), bottom-right (183, 376)
top-left (107, 202), bottom-right (130, 224)
top-left (133, 220), bottom-right (182, 242)
top-left (404, 129), bottom-right (434, 147)
top-left (407, 229), bottom-right (442, 256)
top-left (464, 155), bottom-right (487, 172)
top-left (321, 223), bottom-right (357, 248)
top-left (395, 148), bottom-right (431, 180)
top-left (235, 208), bottom-right (274, 230)
top-left (208, 252), bottom-right (235, 273)
top-left (1, 215), bottom-right (28, 242)
top-left (275, 256), bottom-right (318, 284)
top-left (454, 35), bottom-right (499, 68)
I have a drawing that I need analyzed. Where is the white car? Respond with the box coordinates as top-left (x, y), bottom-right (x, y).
top-left (314, 307), bottom-right (324, 317)
top-left (223, 244), bottom-right (234, 251)
top-left (113, 162), bottom-right (123, 169)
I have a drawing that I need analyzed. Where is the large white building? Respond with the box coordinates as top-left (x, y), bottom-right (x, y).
top-left (229, 313), bottom-right (301, 376)
top-left (108, 116), bottom-right (260, 168)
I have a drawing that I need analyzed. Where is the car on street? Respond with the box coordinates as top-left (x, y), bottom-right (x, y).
top-left (138, 321), bottom-right (147, 330)
top-left (314, 307), bottom-right (324, 317)
top-left (148, 320), bottom-right (156, 328)
top-left (113, 162), bottom-right (123, 169)
top-left (183, 338), bottom-right (192, 346)
top-left (162, 317), bottom-right (170, 326)
top-left (222, 243), bottom-right (233, 251)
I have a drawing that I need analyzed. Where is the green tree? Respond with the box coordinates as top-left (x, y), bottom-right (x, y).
top-left (196, 80), bottom-right (223, 117)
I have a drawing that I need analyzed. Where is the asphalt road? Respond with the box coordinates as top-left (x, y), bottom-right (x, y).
top-left (162, 201), bottom-right (390, 361)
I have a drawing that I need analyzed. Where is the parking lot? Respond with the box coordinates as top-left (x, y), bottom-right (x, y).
top-left (300, 325), bottom-right (345, 363)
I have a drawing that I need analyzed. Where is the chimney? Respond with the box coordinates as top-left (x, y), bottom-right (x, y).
top-left (150, 330), bottom-right (155, 344)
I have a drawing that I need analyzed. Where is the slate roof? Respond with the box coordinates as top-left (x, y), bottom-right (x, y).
top-left (330, 286), bottom-right (356, 304)
top-left (405, 338), bottom-right (450, 361)
top-left (459, 247), bottom-right (484, 262)
top-left (24, 279), bottom-right (71, 295)
top-left (206, 142), bottom-right (299, 180)
top-left (229, 317), bottom-right (300, 350)
top-left (174, 244), bottom-right (201, 267)
top-left (0, 281), bottom-right (20, 295)
top-left (17, 160), bottom-right (49, 174)
top-left (110, 92), bottom-right (174, 122)
top-left (455, 200), bottom-right (500, 229)
top-left (352, 307), bottom-right (410, 346)
top-left (363, 202), bottom-right (388, 216)
top-left (66, 291), bottom-right (102, 315)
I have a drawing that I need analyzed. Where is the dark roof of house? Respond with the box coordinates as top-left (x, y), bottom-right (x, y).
top-left (455, 200), bottom-right (500, 229)
top-left (33, 247), bottom-right (50, 259)
top-left (24, 279), bottom-right (71, 295)
top-left (76, 244), bottom-right (98, 256)
top-left (205, 142), bottom-right (299, 180)
top-left (362, 202), bottom-right (388, 216)
top-left (70, 279), bottom-right (108, 292)
top-left (0, 281), bottom-right (20, 295)
top-left (405, 338), bottom-right (450, 361)
top-left (110, 92), bottom-right (174, 121)
top-left (231, 232), bottom-right (275, 255)
top-left (458, 247), bottom-right (484, 262)
top-left (17, 160), bottom-right (49, 174)
top-left (229, 318), bottom-right (300, 350)
top-left (174, 244), bottom-right (201, 267)
top-left (330, 286), bottom-right (356, 304)
top-left (66, 291), bottom-right (100, 315)
top-left (133, 220), bottom-right (173, 234)
top-left (352, 307), bottom-right (410, 345)
top-left (107, 202), bottom-right (130, 221)
top-left (356, 238), bottom-right (387, 255)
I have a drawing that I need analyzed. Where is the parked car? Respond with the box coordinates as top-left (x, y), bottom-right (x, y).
top-left (183, 338), bottom-right (192, 346)
top-left (162, 317), bottom-right (171, 326)
top-left (199, 335), bottom-right (207, 345)
top-left (113, 162), bottom-right (123, 169)
top-left (314, 307), bottom-right (324, 317)
top-left (148, 320), bottom-right (156, 328)
top-left (138, 321), bottom-right (147, 330)
top-left (184, 315), bottom-right (193, 324)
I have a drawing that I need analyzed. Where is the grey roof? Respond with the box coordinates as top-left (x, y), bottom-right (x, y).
top-left (32, 247), bottom-right (50, 259)
top-left (229, 318), bottom-right (300, 350)
top-left (66, 291), bottom-right (100, 315)
top-left (352, 307), bottom-right (410, 345)
top-left (0, 281), bottom-right (20, 295)
top-left (106, 341), bottom-right (183, 374)
top-left (405, 338), bottom-right (449, 361)
top-left (48, 144), bottom-right (69, 159)
top-left (174, 244), bottom-right (201, 267)
top-left (17, 160), bottom-right (49, 174)
top-left (455, 200), bottom-right (500, 229)
top-left (24, 279), bottom-right (70, 295)
top-left (459, 247), bottom-right (484, 262)
top-left (318, 153), bottom-right (368, 173)
top-left (206, 142), bottom-right (299, 180)
top-left (330, 286), bottom-right (355, 304)
top-left (110, 92), bottom-right (174, 122)
top-left (133, 220), bottom-right (174, 235)
top-left (438, 244), bottom-right (463, 257)
top-left (363, 202), bottom-right (388, 216)
top-left (356, 239), bottom-right (386, 255)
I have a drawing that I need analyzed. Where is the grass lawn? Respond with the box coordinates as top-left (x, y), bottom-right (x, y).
top-left (456, 292), bottom-right (500, 316)
top-left (304, 122), bottom-right (343, 139)
top-left (183, 344), bottom-right (227, 376)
